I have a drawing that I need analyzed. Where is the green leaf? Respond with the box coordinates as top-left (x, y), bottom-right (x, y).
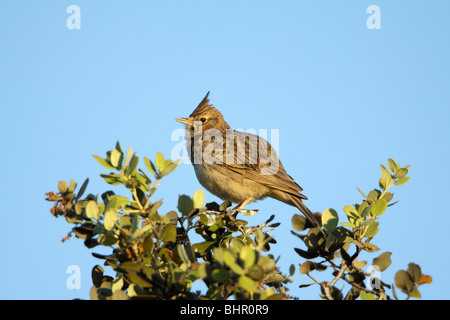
top-left (100, 173), bottom-right (123, 185)
top-left (211, 269), bottom-right (231, 282)
top-left (395, 270), bottom-right (415, 293)
top-left (298, 283), bottom-right (315, 289)
top-left (177, 194), bottom-right (194, 216)
top-left (384, 192), bottom-right (394, 203)
top-left (247, 265), bottom-right (265, 281)
top-left (239, 209), bottom-right (259, 216)
top-left (343, 205), bottom-right (359, 220)
top-left (131, 212), bottom-right (139, 233)
top-left (353, 259), bottom-right (367, 269)
top-left (144, 157), bottom-right (157, 176)
top-left (394, 177), bottom-right (410, 186)
top-left (110, 149), bottom-right (122, 168)
top-left (289, 264), bottom-right (296, 276)
top-left (379, 166), bottom-right (393, 190)
top-left (75, 178), bottom-right (89, 201)
top-left (105, 195), bottom-right (130, 209)
top-left (212, 247), bottom-right (226, 265)
top-left (361, 203), bottom-right (373, 218)
top-left (410, 289), bottom-right (422, 299)
top-left (127, 270), bottom-right (152, 287)
top-left (155, 152), bottom-right (166, 172)
top-left (363, 221), bottom-right (379, 238)
top-left (357, 187), bottom-right (368, 200)
top-left (97, 233), bottom-right (118, 246)
top-left (240, 246), bottom-right (256, 269)
top-left (85, 200), bottom-right (100, 220)
top-left (104, 209), bottom-right (118, 231)
top-left (198, 263), bottom-right (212, 280)
top-left (230, 238), bottom-right (245, 250)
top-left (123, 147), bottom-right (133, 168)
top-left (367, 189), bottom-right (381, 202)
top-left (193, 241), bottom-right (215, 253)
top-left (193, 189), bottom-right (205, 209)
top-left (165, 211), bottom-right (178, 225)
top-left (372, 198), bottom-right (387, 216)
top-left (341, 222), bottom-right (357, 229)
top-left (142, 232), bottom-right (155, 253)
top-left (357, 201), bottom-right (369, 216)
top-left (219, 200), bottom-right (232, 211)
top-left (124, 154), bottom-right (139, 176)
top-left (58, 181), bottom-right (68, 193)
top-left (115, 141), bottom-right (123, 153)
top-left (200, 214), bottom-right (225, 231)
top-left (159, 160), bottom-right (180, 178)
top-left (394, 168), bottom-right (408, 179)
top-left (91, 265), bottom-right (104, 287)
top-left (363, 243), bottom-right (380, 252)
top-left (322, 208), bottom-right (339, 233)
top-left (333, 226), bottom-right (354, 242)
top-left (73, 224), bottom-right (94, 239)
top-left (291, 214), bottom-right (308, 231)
top-left (407, 263), bottom-right (422, 283)
top-left (125, 177), bottom-right (140, 189)
top-left (304, 228), bottom-right (325, 250)
top-left (294, 248), bottom-right (319, 259)
top-left (68, 180), bottom-right (77, 193)
top-left (224, 251), bottom-right (245, 275)
top-left (112, 275), bottom-right (124, 294)
top-left (360, 291), bottom-right (376, 300)
top-left (177, 244), bottom-right (191, 266)
top-left (160, 224), bottom-right (176, 243)
top-left (239, 275), bottom-right (256, 293)
top-left (93, 155), bottom-right (116, 170)
top-left (130, 223), bottom-right (155, 242)
top-left (258, 255), bottom-right (276, 273)
top-left (372, 252), bottom-right (392, 272)
top-left (387, 158), bottom-right (398, 173)
top-left (300, 261), bottom-right (316, 274)
top-left (147, 200), bottom-right (162, 217)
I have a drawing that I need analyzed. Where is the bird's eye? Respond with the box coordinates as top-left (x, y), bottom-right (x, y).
top-left (200, 118), bottom-right (207, 123)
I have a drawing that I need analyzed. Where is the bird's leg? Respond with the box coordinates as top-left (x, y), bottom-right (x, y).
top-left (231, 197), bottom-right (253, 218)
top-left (232, 197), bottom-right (252, 211)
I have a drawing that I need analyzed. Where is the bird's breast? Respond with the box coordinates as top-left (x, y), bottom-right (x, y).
top-left (192, 163), bottom-right (269, 204)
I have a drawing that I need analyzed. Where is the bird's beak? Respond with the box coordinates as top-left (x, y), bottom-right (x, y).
top-left (176, 117), bottom-right (194, 126)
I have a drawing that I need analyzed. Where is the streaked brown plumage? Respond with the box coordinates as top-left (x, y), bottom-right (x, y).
top-left (176, 92), bottom-right (319, 227)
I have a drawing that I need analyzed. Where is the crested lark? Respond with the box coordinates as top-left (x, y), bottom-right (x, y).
top-left (176, 92), bottom-right (319, 228)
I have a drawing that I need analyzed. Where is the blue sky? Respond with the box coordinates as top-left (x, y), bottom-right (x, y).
top-left (0, 1), bottom-right (448, 299)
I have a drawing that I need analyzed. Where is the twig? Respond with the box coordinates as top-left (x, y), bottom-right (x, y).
top-left (306, 273), bottom-right (334, 300)
top-left (328, 263), bottom-right (348, 288)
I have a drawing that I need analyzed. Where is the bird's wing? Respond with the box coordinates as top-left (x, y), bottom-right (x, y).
top-left (217, 130), bottom-right (307, 199)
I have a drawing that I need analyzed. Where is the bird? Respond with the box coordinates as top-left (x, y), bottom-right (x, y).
top-left (176, 92), bottom-right (320, 228)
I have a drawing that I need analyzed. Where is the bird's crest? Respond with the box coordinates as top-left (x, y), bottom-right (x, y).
top-left (190, 91), bottom-right (218, 117)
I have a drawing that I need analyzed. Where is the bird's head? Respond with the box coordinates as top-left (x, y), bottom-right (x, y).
top-left (176, 92), bottom-right (230, 133)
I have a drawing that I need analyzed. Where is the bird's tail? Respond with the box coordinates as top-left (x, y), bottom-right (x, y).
top-left (288, 194), bottom-right (320, 228)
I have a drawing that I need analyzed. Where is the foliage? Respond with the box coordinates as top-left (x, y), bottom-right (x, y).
top-left (292, 158), bottom-right (432, 300)
top-left (46, 142), bottom-right (288, 300)
top-left (45, 142), bottom-right (431, 300)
